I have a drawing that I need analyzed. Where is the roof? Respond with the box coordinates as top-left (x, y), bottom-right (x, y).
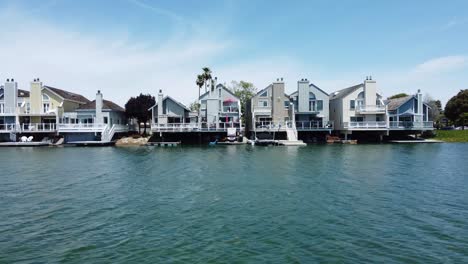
top-left (43, 86), bottom-right (90, 104)
top-left (77, 99), bottom-right (125, 112)
top-left (329, 83), bottom-right (363, 100)
top-left (290, 83), bottom-right (329, 97)
top-left (148, 96), bottom-right (190, 112)
top-left (255, 84), bottom-right (289, 98)
top-left (18, 89), bottom-right (30, 97)
top-left (199, 83), bottom-right (239, 99)
top-left (385, 95), bottom-right (413, 111)
top-left (385, 94), bottom-right (432, 111)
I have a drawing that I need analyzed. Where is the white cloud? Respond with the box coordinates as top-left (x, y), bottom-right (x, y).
top-left (0, 6), bottom-right (232, 106)
top-left (413, 56), bottom-right (467, 74)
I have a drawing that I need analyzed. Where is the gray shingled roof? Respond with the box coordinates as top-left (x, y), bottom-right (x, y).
top-left (385, 95), bottom-right (413, 111)
top-left (77, 100), bottom-right (125, 112)
top-left (329, 83), bottom-right (363, 100)
top-left (44, 86), bottom-right (90, 104)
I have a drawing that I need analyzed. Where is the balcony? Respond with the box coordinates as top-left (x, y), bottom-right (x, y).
top-left (222, 106), bottom-right (239, 113)
top-left (254, 121), bottom-right (293, 131)
top-left (295, 121), bottom-right (333, 131)
top-left (355, 105), bottom-right (386, 114)
top-left (389, 121), bottom-right (434, 130)
top-left (344, 121), bottom-right (388, 129)
top-left (151, 122), bottom-right (241, 132)
top-left (57, 123), bottom-right (106, 132)
top-left (20, 123), bottom-right (56, 132)
top-left (0, 124), bottom-right (17, 133)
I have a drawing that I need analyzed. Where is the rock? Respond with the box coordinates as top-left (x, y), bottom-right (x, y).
top-left (115, 136), bottom-right (149, 146)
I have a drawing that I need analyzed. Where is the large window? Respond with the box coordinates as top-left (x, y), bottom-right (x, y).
top-left (317, 100), bottom-right (323, 111)
top-left (350, 100), bottom-right (355, 110)
top-left (350, 116), bottom-right (364, 122)
top-left (259, 90), bottom-right (268, 97)
top-left (42, 94), bottom-right (50, 113)
top-left (258, 100), bottom-right (268, 107)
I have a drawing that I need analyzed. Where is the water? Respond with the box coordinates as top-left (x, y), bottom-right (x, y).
top-left (1, 144), bottom-right (468, 263)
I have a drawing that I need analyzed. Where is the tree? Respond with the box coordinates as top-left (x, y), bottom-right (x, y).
top-left (388, 93), bottom-right (409, 99)
top-left (125, 93), bottom-right (156, 135)
top-left (230, 81), bottom-right (257, 124)
top-left (189, 101), bottom-right (200, 112)
top-left (445, 89), bottom-right (468, 129)
top-left (424, 94), bottom-right (443, 124)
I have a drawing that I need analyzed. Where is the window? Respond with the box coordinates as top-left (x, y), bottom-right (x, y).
top-left (0, 103), bottom-right (4, 113)
top-left (42, 93), bottom-right (50, 113)
top-left (259, 90), bottom-right (268, 97)
top-left (258, 100), bottom-right (268, 107)
top-left (350, 116), bottom-right (364, 122)
top-left (284, 100), bottom-right (290, 109)
top-left (317, 100), bottom-right (323, 111)
top-left (309, 100), bottom-right (316, 111)
top-left (350, 100), bottom-right (355, 110)
top-left (218, 89), bottom-right (221, 98)
top-left (104, 117), bottom-right (108, 124)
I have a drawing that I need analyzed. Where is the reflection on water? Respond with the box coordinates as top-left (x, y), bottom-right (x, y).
top-left (0, 144), bottom-right (468, 263)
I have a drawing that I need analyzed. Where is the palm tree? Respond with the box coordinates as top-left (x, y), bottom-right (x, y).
top-left (196, 74), bottom-right (204, 124)
top-left (202, 67), bottom-right (212, 92)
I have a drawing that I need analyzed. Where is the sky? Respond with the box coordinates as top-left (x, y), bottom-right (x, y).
top-left (0, 0), bottom-right (467, 106)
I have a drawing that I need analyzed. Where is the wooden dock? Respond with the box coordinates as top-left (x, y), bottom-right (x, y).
top-left (0, 142), bottom-right (51, 147)
top-left (146, 141), bottom-right (181, 147)
top-left (389, 139), bottom-right (444, 144)
top-left (66, 141), bottom-right (115, 146)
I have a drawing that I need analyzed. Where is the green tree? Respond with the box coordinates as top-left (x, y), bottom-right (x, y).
top-left (230, 81), bottom-right (257, 124)
top-left (388, 93), bottom-right (409, 99)
top-left (189, 101), bottom-right (200, 112)
top-left (125, 93), bottom-right (155, 135)
top-left (445, 89), bottom-right (468, 129)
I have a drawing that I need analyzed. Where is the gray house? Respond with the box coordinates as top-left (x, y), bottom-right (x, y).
top-left (149, 89), bottom-right (196, 132)
top-left (247, 78), bottom-right (292, 132)
top-left (289, 79), bottom-right (332, 131)
top-left (199, 83), bottom-right (241, 131)
top-left (386, 90), bottom-right (433, 130)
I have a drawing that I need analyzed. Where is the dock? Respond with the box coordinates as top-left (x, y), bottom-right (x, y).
top-left (66, 141), bottom-right (115, 146)
top-left (0, 142), bottom-right (51, 147)
top-left (146, 141), bottom-right (180, 147)
top-left (217, 141), bottom-right (246, 145)
top-left (389, 139), bottom-right (444, 144)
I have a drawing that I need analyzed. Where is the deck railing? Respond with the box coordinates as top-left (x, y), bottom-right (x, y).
top-left (344, 121), bottom-right (388, 129)
top-left (254, 121), bottom-right (293, 131)
top-left (356, 105), bottom-right (386, 113)
top-left (151, 122), bottom-right (241, 132)
top-left (0, 123), bottom-right (17, 132)
top-left (389, 121), bottom-right (434, 129)
top-left (295, 121), bottom-right (334, 130)
top-left (57, 123), bottom-right (106, 132)
top-left (20, 123), bottom-right (56, 132)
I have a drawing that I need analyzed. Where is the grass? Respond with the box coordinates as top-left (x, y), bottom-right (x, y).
top-left (431, 130), bottom-right (468, 142)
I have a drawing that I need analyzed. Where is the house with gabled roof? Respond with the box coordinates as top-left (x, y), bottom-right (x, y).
top-left (386, 90), bottom-right (433, 130)
top-left (149, 89), bottom-right (197, 132)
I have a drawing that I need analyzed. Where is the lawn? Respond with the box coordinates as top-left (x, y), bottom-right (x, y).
top-left (432, 130), bottom-right (468, 142)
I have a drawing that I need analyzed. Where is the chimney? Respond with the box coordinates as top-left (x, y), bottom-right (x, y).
top-left (4, 78), bottom-right (18, 114)
top-left (272, 78), bottom-right (285, 123)
top-left (30, 78), bottom-right (43, 114)
top-left (158, 89), bottom-right (163, 118)
top-left (95, 90), bottom-right (103, 124)
top-left (297, 78), bottom-right (310, 112)
top-left (364, 77), bottom-right (377, 106)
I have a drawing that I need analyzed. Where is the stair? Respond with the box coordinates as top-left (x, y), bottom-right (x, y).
top-left (283, 127), bottom-right (306, 146)
top-left (286, 127), bottom-right (298, 141)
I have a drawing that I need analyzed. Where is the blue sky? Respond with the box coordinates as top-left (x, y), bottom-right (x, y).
top-left (0, 0), bottom-right (467, 106)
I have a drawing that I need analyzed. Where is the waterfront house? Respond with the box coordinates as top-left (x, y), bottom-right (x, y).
top-left (329, 77), bottom-right (386, 134)
top-left (58, 90), bottom-right (128, 142)
top-left (386, 90), bottom-right (433, 130)
top-left (246, 78), bottom-right (292, 133)
top-left (198, 82), bottom-right (241, 131)
top-left (289, 79), bottom-right (333, 131)
top-left (149, 89), bottom-right (197, 132)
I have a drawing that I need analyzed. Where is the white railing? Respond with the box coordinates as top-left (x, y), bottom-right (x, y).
top-left (389, 121), bottom-right (434, 129)
top-left (0, 123), bottom-right (17, 132)
top-left (151, 122), bottom-right (241, 132)
top-left (254, 121), bottom-right (293, 131)
top-left (295, 121), bottom-right (334, 130)
top-left (356, 105), bottom-right (386, 113)
top-left (0, 106), bottom-right (16, 114)
top-left (222, 106), bottom-right (239, 113)
top-left (344, 121), bottom-right (387, 129)
top-left (17, 123), bottom-right (56, 132)
top-left (57, 123), bottom-right (106, 132)
top-left (254, 107), bottom-right (272, 114)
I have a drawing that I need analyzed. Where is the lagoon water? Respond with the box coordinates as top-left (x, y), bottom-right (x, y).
top-left (1, 144), bottom-right (468, 263)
